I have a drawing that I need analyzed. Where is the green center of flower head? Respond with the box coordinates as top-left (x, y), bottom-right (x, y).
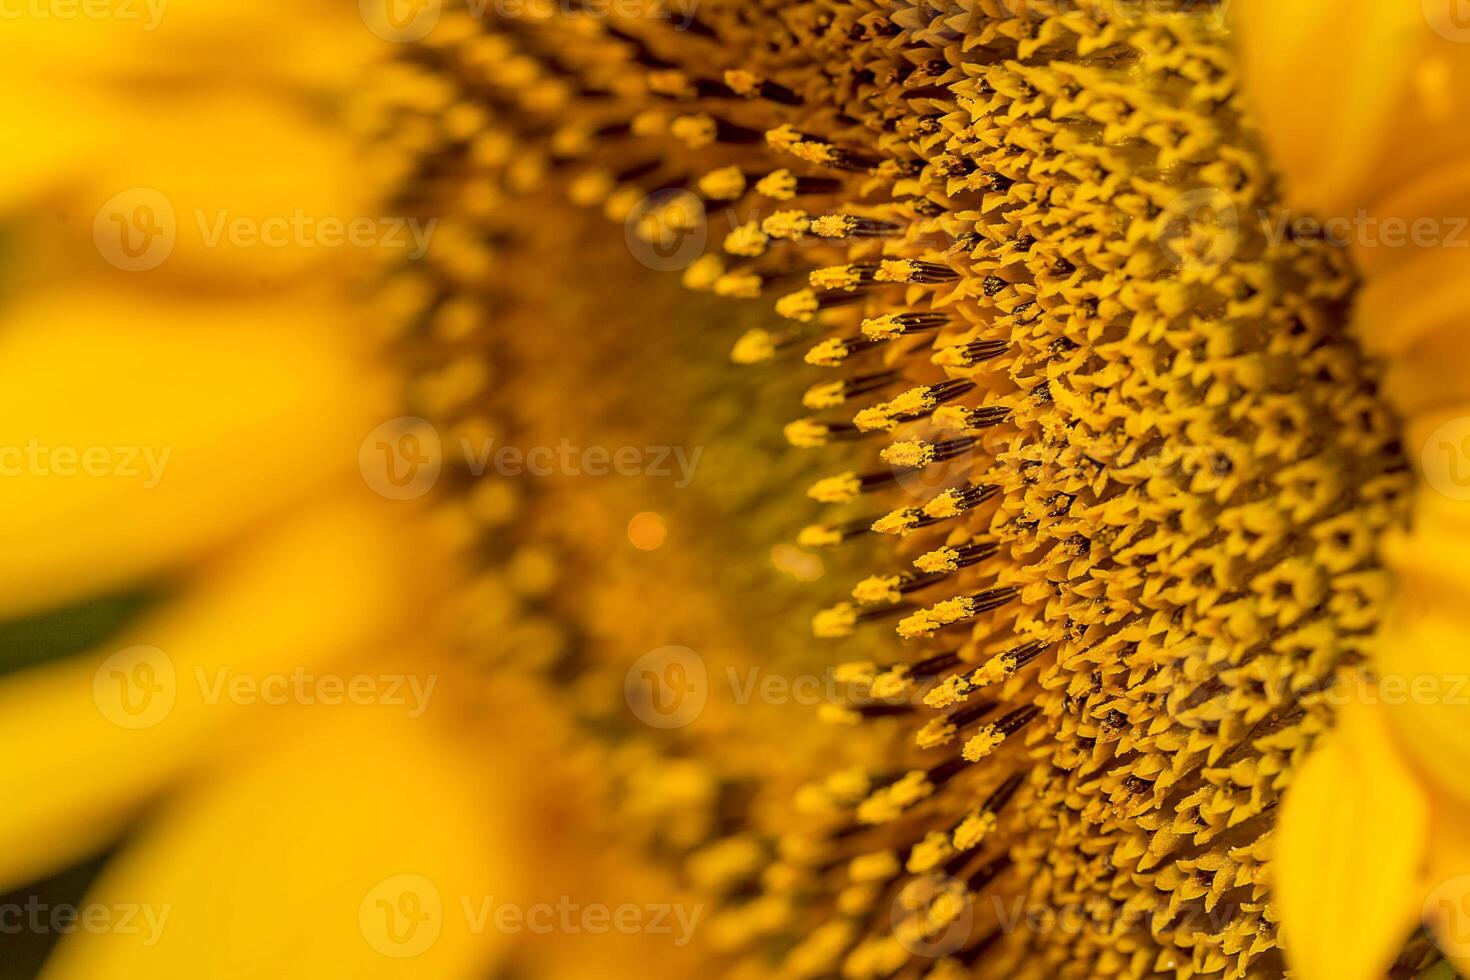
top-left (369, 1), bottom-right (1416, 976)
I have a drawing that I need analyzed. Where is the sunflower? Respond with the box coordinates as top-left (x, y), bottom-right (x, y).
top-left (5, 1), bottom-right (1469, 979)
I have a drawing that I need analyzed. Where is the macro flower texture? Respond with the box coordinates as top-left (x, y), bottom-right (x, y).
top-left (4, 0), bottom-right (1470, 978)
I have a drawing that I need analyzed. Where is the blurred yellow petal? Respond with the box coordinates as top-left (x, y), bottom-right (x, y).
top-left (41, 94), bottom-right (378, 289)
top-left (1376, 329), bottom-right (1470, 421)
top-left (1276, 701), bottom-right (1428, 980)
top-left (1351, 161), bottom-right (1470, 292)
top-left (0, 495), bottom-right (422, 888)
top-left (0, 89), bottom-right (110, 212)
top-left (1379, 599), bottom-right (1470, 812)
top-left (39, 699), bottom-right (515, 980)
top-left (1356, 247), bottom-right (1470, 357)
top-left (2, 7), bottom-right (379, 209)
top-left (1, 1), bottom-right (378, 90)
top-left (1350, 44), bottom-right (1470, 228)
top-left (1402, 414), bottom-right (1470, 540)
top-left (1421, 797), bottom-right (1470, 977)
top-left (0, 289), bottom-right (386, 617)
top-left (1233, 0), bottom-right (1423, 217)
top-left (1375, 489), bottom-right (1470, 816)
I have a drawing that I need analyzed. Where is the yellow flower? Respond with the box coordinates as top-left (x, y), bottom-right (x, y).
top-left (367, 3), bottom-right (1434, 978)
top-left (10, 1), bottom-right (1470, 978)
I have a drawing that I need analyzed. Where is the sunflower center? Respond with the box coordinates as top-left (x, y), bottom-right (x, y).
top-left (366, 2), bottom-right (1412, 976)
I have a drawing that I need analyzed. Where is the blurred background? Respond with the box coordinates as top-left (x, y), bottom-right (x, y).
top-left (0, 12), bottom-right (890, 975)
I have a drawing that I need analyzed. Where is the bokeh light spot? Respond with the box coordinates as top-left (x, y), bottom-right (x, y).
top-left (628, 511), bottom-right (668, 551)
top-left (770, 543), bottom-right (824, 582)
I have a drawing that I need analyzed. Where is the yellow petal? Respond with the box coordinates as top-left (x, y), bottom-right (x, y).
top-left (40, 93), bottom-right (377, 289)
top-left (1233, 0), bottom-right (1424, 217)
top-left (1356, 247), bottom-right (1470, 357)
top-left (39, 698), bottom-right (516, 980)
top-left (1354, 309), bottom-right (1470, 420)
top-left (0, 87), bottom-right (109, 211)
top-left (1348, 44), bottom-right (1470, 235)
top-left (1276, 700), bottom-right (1428, 980)
top-left (1420, 794), bottom-right (1470, 977)
top-left (1404, 414), bottom-right (1470, 538)
top-left (1, 8), bottom-right (377, 209)
top-left (1, 1), bottom-right (377, 90)
top-left (1353, 157), bottom-right (1470, 271)
top-left (0, 288), bottom-right (386, 617)
top-left (1376, 492), bottom-right (1470, 816)
top-left (0, 495), bottom-right (423, 888)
